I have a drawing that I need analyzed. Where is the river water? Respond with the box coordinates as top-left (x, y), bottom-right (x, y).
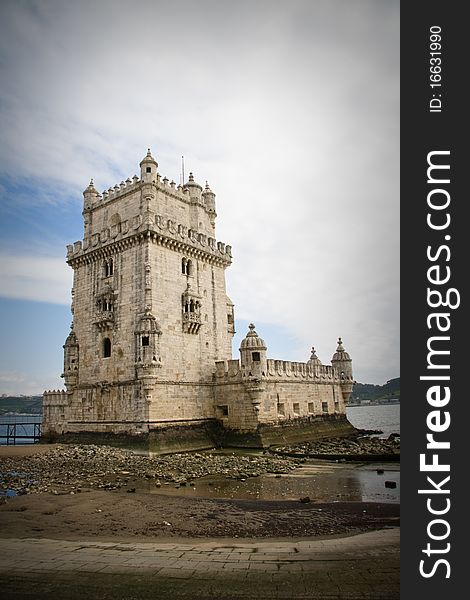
top-left (346, 404), bottom-right (400, 438)
top-left (0, 415), bottom-right (42, 445)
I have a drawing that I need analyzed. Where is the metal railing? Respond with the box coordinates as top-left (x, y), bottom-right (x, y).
top-left (0, 422), bottom-right (42, 445)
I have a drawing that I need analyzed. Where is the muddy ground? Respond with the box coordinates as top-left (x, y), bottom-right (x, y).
top-left (0, 443), bottom-right (399, 541)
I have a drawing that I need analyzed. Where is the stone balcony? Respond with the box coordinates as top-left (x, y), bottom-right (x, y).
top-left (94, 311), bottom-right (115, 331)
top-left (183, 312), bottom-right (202, 334)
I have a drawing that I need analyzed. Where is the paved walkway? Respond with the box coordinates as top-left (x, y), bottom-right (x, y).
top-left (0, 529), bottom-right (399, 599)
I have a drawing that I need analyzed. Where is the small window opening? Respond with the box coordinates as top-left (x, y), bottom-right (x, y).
top-left (293, 402), bottom-right (300, 414)
top-left (322, 402), bottom-right (328, 413)
top-left (252, 351), bottom-right (260, 362)
top-left (104, 258), bottom-right (114, 278)
top-left (103, 337), bottom-right (111, 358)
top-left (146, 166), bottom-right (151, 173)
top-left (227, 313), bottom-right (233, 324)
top-left (277, 403), bottom-right (285, 416)
top-left (308, 402), bottom-right (314, 413)
top-left (217, 405), bottom-right (229, 417)
top-left (142, 336), bottom-right (150, 347)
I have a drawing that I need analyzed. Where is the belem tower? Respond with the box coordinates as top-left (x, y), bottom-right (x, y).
top-left (43, 150), bottom-right (355, 451)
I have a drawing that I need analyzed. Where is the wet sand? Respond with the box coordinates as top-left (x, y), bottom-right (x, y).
top-left (0, 443), bottom-right (399, 541)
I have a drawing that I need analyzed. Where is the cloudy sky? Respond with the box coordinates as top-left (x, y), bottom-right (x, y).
top-left (0, 0), bottom-right (399, 395)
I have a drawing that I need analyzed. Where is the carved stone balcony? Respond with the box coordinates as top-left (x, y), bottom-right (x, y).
top-left (183, 311), bottom-right (202, 334)
top-left (94, 310), bottom-right (115, 331)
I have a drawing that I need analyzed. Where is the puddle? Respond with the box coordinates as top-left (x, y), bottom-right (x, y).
top-left (145, 460), bottom-right (400, 503)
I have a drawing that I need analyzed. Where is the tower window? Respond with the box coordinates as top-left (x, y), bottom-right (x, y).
top-left (146, 167), bottom-right (151, 173)
top-left (308, 402), bottom-right (314, 413)
top-left (104, 258), bottom-right (114, 278)
top-left (293, 403), bottom-right (300, 415)
top-left (142, 336), bottom-right (149, 346)
top-left (182, 258), bottom-right (193, 276)
top-left (103, 337), bottom-right (111, 358)
top-left (322, 402), bottom-right (328, 413)
top-left (217, 405), bottom-right (229, 417)
top-left (252, 352), bottom-right (260, 362)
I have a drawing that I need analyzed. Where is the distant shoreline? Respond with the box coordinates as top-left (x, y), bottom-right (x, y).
top-left (347, 400), bottom-right (400, 408)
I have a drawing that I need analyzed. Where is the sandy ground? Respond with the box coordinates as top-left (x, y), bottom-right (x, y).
top-left (0, 443), bottom-right (399, 541)
top-left (0, 444), bottom-right (60, 457)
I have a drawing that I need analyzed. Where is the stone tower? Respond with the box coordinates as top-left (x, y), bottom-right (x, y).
top-left (43, 148), bottom-right (354, 450)
top-left (44, 149), bottom-right (235, 438)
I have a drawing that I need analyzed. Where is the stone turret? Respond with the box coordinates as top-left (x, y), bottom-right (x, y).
top-left (83, 179), bottom-right (100, 210)
top-left (240, 324), bottom-right (267, 379)
top-left (183, 172), bottom-right (203, 202)
top-left (82, 179), bottom-right (100, 237)
top-left (307, 346), bottom-right (322, 366)
top-left (331, 338), bottom-right (354, 402)
top-left (62, 329), bottom-right (79, 390)
top-left (202, 181), bottom-right (216, 212)
top-left (140, 148), bottom-right (158, 183)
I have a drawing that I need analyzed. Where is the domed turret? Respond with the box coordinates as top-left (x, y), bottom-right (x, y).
top-left (307, 346), bottom-right (322, 366)
top-left (202, 181), bottom-right (216, 213)
top-left (183, 172), bottom-right (203, 201)
top-left (332, 338), bottom-right (352, 377)
top-left (83, 179), bottom-right (100, 210)
top-left (140, 148), bottom-right (158, 182)
top-left (239, 323), bottom-right (267, 378)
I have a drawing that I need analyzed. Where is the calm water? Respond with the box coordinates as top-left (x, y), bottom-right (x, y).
top-left (347, 404), bottom-right (400, 438)
top-left (0, 415), bottom-right (42, 445)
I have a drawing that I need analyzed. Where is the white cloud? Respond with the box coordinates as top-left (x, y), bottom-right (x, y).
top-left (0, 370), bottom-right (57, 396)
top-left (0, 0), bottom-right (399, 383)
top-left (0, 254), bottom-right (71, 305)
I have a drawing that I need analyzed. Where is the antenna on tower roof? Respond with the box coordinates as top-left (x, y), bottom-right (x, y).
top-left (181, 155), bottom-right (185, 186)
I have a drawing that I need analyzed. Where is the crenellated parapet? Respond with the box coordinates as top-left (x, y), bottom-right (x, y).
top-left (214, 358), bottom-right (351, 383)
top-left (43, 389), bottom-right (68, 406)
top-left (66, 213), bottom-right (232, 266)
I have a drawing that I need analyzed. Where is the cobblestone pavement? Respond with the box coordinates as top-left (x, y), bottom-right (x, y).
top-left (0, 528), bottom-right (399, 599)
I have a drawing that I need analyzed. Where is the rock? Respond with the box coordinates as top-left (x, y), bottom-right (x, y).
top-left (377, 469), bottom-right (384, 474)
top-left (127, 487), bottom-right (136, 493)
top-left (299, 496), bottom-right (311, 503)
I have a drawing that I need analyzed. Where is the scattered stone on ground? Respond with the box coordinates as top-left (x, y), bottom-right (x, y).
top-left (0, 444), bottom-right (300, 496)
top-left (272, 432), bottom-right (400, 458)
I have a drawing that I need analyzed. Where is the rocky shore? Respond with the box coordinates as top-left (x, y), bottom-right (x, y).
top-left (0, 444), bottom-right (300, 496)
top-left (0, 443), bottom-right (400, 540)
top-left (272, 431), bottom-right (400, 460)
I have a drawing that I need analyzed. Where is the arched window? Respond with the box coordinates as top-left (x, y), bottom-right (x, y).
top-left (103, 337), bottom-right (111, 358)
top-left (182, 258), bottom-right (193, 276)
top-left (103, 258), bottom-right (114, 277)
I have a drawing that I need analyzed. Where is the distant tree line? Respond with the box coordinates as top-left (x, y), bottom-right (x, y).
top-left (0, 396), bottom-right (43, 415)
top-left (352, 377), bottom-right (400, 402)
